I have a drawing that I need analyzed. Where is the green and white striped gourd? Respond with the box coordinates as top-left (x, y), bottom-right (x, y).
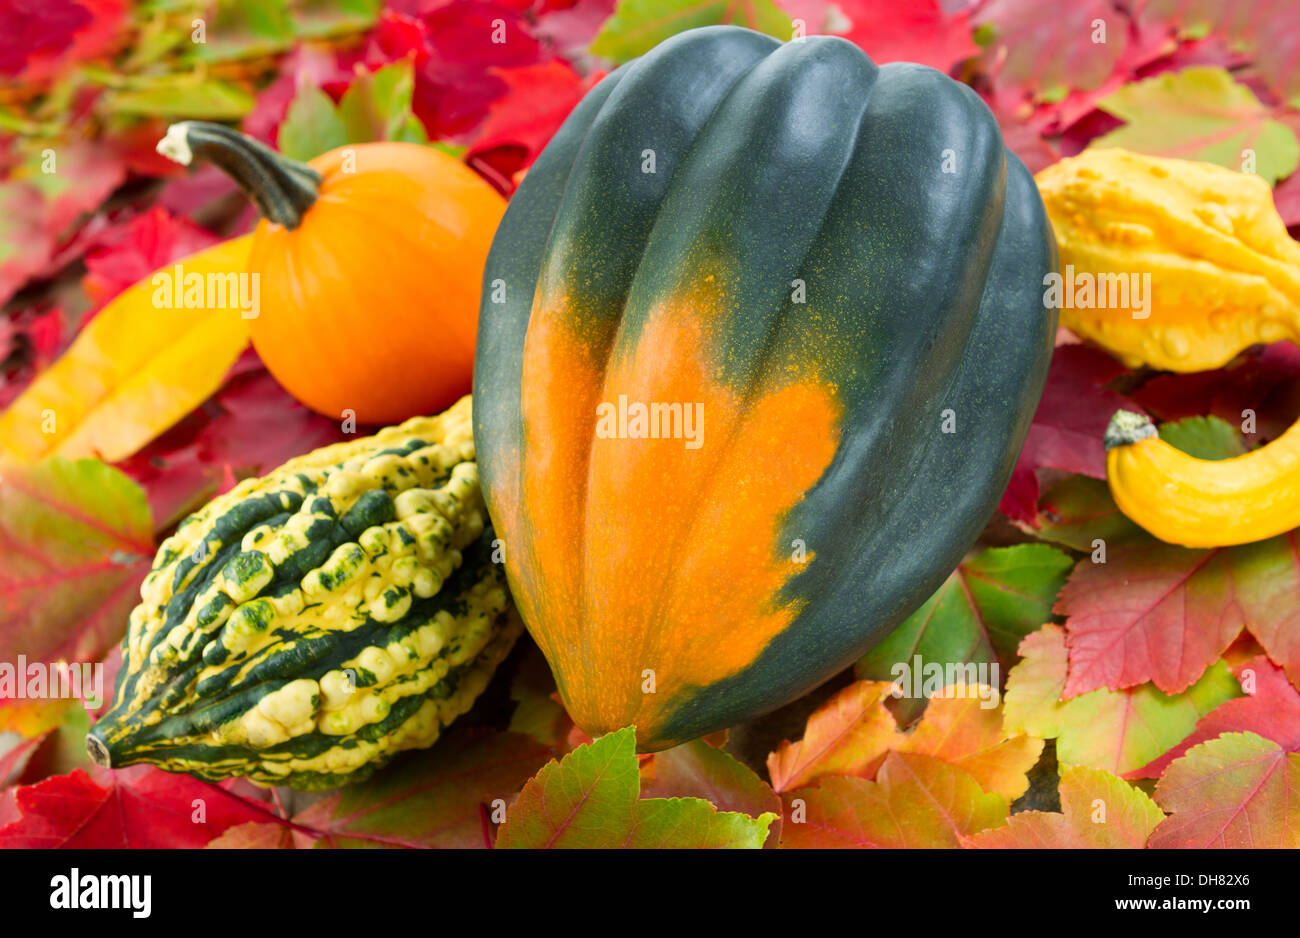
top-left (86, 397), bottom-right (521, 790)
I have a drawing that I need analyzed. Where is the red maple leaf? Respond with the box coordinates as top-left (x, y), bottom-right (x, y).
top-left (976, 0), bottom-right (1175, 136)
top-left (0, 140), bottom-right (127, 307)
top-left (0, 303), bottom-right (65, 408)
top-left (999, 343), bottom-right (1139, 524)
top-left (0, 0), bottom-right (90, 76)
top-left (468, 61), bottom-right (604, 172)
top-left (412, 0), bottom-right (549, 140)
top-left (3, 0), bottom-right (128, 86)
top-left (116, 351), bottom-right (355, 532)
top-left (81, 207), bottom-right (221, 310)
top-left (533, 0), bottom-right (619, 58)
top-left (1057, 542), bottom-right (1247, 698)
top-left (837, 0), bottom-right (979, 72)
top-left (0, 765), bottom-right (280, 848)
top-left (1133, 343), bottom-right (1300, 444)
top-left (1057, 533), bottom-right (1300, 698)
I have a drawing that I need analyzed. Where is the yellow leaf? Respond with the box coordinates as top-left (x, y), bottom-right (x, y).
top-left (0, 698), bottom-right (75, 737)
top-left (0, 235), bottom-right (254, 464)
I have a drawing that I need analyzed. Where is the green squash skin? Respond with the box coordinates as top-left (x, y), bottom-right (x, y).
top-left (474, 26), bottom-right (1057, 749)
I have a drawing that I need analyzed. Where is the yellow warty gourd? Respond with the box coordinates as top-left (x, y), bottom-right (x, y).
top-left (1036, 148), bottom-right (1300, 372)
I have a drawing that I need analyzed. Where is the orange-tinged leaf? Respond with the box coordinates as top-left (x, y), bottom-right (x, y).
top-left (1150, 731), bottom-right (1300, 849)
top-left (764, 675), bottom-right (899, 795)
top-left (1001, 624), bottom-right (1072, 739)
top-left (767, 681), bottom-right (897, 792)
top-left (767, 680), bottom-right (1042, 800)
top-left (0, 457), bottom-right (153, 666)
top-left (0, 701), bottom-right (91, 784)
top-left (1003, 625), bottom-right (1240, 776)
top-left (908, 695), bottom-right (1044, 801)
top-left (967, 765), bottom-right (1164, 848)
top-left (0, 235), bottom-right (253, 464)
top-left (780, 752), bottom-right (1008, 849)
top-left (206, 821), bottom-right (295, 849)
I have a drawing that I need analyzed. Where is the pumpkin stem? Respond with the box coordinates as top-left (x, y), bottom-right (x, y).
top-left (157, 121), bottom-right (322, 230)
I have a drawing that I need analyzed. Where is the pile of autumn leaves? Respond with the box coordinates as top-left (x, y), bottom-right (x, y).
top-left (4, 0), bottom-right (1300, 847)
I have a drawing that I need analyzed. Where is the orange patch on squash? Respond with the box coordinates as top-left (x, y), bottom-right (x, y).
top-left (501, 278), bottom-right (842, 748)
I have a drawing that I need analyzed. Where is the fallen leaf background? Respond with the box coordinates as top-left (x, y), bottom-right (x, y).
top-left (2, 0), bottom-right (1300, 849)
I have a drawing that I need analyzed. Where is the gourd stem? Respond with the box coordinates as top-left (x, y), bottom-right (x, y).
top-left (156, 121), bottom-right (322, 230)
top-left (85, 733), bottom-right (113, 768)
top-left (1104, 410), bottom-right (1157, 450)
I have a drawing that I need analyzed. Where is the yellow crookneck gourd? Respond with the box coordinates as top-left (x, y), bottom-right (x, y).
top-left (1037, 148), bottom-right (1300, 372)
top-left (1105, 410), bottom-right (1300, 548)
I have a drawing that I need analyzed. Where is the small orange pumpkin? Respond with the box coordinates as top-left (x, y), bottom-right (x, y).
top-left (158, 122), bottom-right (505, 424)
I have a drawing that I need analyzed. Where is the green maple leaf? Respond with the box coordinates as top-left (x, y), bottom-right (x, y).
top-left (277, 86), bottom-right (350, 162)
top-left (194, 0), bottom-right (296, 62)
top-left (590, 0), bottom-right (793, 64)
top-left (278, 60), bottom-right (427, 163)
top-left (1090, 66), bottom-right (1300, 186)
top-left (507, 641), bottom-right (573, 748)
top-left (1156, 415), bottom-right (1244, 461)
top-left (336, 60), bottom-right (427, 146)
top-left (855, 544), bottom-right (1073, 723)
top-left (195, 0), bottom-right (381, 62)
top-left (103, 78), bottom-right (255, 121)
top-left (495, 727), bottom-right (775, 848)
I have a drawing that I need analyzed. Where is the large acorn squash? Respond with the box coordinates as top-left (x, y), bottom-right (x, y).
top-left (473, 26), bottom-right (1057, 751)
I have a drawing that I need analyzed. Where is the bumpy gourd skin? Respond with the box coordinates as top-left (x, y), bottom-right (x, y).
top-left (1037, 148), bottom-right (1300, 372)
top-left (1106, 409), bottom-right (1300, 548)
top-left (86, 398), bottom-right (521, 789)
